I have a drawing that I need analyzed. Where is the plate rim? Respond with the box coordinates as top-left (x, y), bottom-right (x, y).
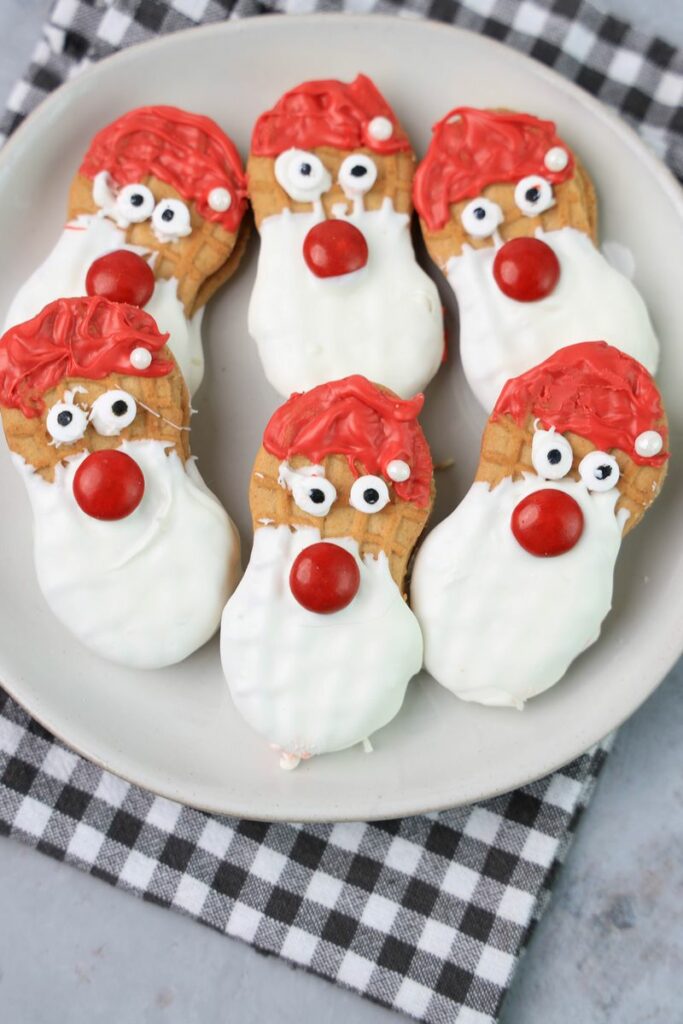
top-left (1, 12), bottom-right (682, 821)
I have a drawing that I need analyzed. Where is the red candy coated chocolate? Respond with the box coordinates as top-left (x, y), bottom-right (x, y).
top-left (303, 221), bottom-right (368, 278)
top-left (86, 250), bottom-right (155, 308)
top-left (289, 542), bottom-right (360, 614)
top-left (73, 449), bottom-right (145, 520)
top-left (493, 237), bottom-right (560, 302)
top-left (511, 489), bottom-right (584, 557)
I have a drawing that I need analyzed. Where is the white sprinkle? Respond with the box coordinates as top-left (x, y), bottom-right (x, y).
top-left (544, 146), bottom-right (569, 172)
top-left (130, 347), bottom-right (152, 370)
top-left (368, 116), bottom-right (393, 142)
top-left (208, 187), bottom-right (232, 212)
top-left (387, 459), bottom-right (411, 483)
top-left (635, 430), bottom-right (663, 458)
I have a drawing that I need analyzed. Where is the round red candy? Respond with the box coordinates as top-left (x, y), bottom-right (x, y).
top-left (511, 489), bottom-right (584, 557)
top-left (493, 237), bottom-right (560, 302)
top-left (73, 449), bottom-right (145, 521)
top-left (289, 542), bottom-right (361, 614)
top-left (303, 220), bottom-right (369, 278)
top-left (85, 250), bottom-right (155, 307)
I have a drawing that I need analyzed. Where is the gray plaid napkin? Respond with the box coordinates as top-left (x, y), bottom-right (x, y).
top-left (0, 2), bottom-right (681, 1022)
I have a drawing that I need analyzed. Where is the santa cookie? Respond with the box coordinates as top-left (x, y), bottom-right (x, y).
top-left (0, 296), bottom-right (240, 669)
top-left (411, 341), bottom-right (668, 708)
top-left (247, 75), bottom-right (443, 399)
top-left (4, 105), bottom-right (249, 397)
top-left (413, 108), bottom-right (659, 411)
top-left (221, 375), bottom-right (433, 768)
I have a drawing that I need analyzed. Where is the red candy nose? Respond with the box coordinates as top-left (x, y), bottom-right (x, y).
top-left (289, 542), bottom-right (361, 614)
top-left (85, 249), bottom-right (155, 307)
top-left (511, 489), bottom-right (584, 557)
top-left (73, 450), bottom-right (145, 521)
top-left (303, 220), bottom-right (369, 278)
top-left (493, 237), bottom-right (560, 302)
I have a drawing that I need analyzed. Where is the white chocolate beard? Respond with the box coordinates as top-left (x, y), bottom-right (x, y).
top-left (15, 439), bottom-right (240, 669)
top-left (248, 200), bottom-right (444, 399)
top-left (411, 475), bottom-right (624, 708)
top-left (221, 524), bottom-right (422, 758)
top-left (447, 226), bottom-right (660, 412)
top-left (3, 215), bottom-right (205, 396)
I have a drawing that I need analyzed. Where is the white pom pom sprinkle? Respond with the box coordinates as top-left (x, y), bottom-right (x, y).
top-left (387, 459), bottom-right (411, 483)
top-left (130, 347), bottom-right (152, 370)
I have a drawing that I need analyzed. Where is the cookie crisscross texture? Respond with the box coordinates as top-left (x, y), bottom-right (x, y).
top-left (248, 148), bottom-right (415, 226)
top-left (420, 154), bottom-right (598, 268)
top-left (1, 357), bottom-right (191, 482)
top-left (68, 172), bottom-right (250, 316)
top-left (250, 448), bottom-right (432, 590)
top-left (476, 412), bottom-right (668, 534)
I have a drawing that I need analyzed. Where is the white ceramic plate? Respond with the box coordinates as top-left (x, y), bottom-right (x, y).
top-left (1, 15), bottom-right (682, 822)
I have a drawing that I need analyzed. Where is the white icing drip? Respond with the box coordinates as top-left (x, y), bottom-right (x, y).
top-left (248, 201), bottom-right (443, 399)
top-left (411, 475), bottom-right (623, 708)
top-left (446, 226), bottom-right (660, 412)
top-left (3, 215), bottom-right (205, 396)
top-left (92, 171), bottom-right (127, 226)
top-left (221, 525), bottom-right (422, 758)
top-left (15, 439), bottom-right (240, 668)
top-left (278, 461), bottom-right (325, 488)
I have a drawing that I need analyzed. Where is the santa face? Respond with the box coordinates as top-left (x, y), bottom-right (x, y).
top-left (18, 438), bottom-right (238, 669)
top-left (411, 460), bottom-right (625, 709)
top-left (5, 209), bottom-right (205, 396)
top-left (248, 147), bottom-right (443, 399)
top-left (448, 222), bottom-right (659, 412)
top-left (221, 523), bottom-right (422, 764)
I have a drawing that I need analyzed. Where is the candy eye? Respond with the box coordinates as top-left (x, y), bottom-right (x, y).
top-left (531, 430), bottom-right (573, 480)
top-left (46, 401), bottom-right (88, 445)
top-left (349, 475), bottom-right (390, 514)
top-left (579, 451), bottom-right (620, 492)
top-left (151, 199), bottom-right (192, 242)
top-left (461, 198), bottom-right (504, 238)
top-left (291, 475), bottom-right (337, 517)
top-left (115, 183), bottom-right (155, 224)
top-left (90, 390), bottom-right (137, 436)
top-left (338, 155), bottom-right (378, 198)
top-left (514, 176), bottom-right (555, 217)
top-left (274, 149), bottom-right (331, 203)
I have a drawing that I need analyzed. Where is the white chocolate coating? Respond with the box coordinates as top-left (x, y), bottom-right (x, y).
top-left (4, 215), bottom-right (205, 396)
top-left (16, 440), bottom-right (240, 669)
top-left (221, 525), bottom-right (422, 757)
top-left (248, 200), bottom-right (443, 399)
top-left (411, 476), bottom-right (625, 708)
top-left (447, 226), bottom-right (660, 412)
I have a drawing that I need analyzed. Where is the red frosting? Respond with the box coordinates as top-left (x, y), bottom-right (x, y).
top-left (263, 375), bottom-right (432, 508)
top-left (0, 297), bottom-right (173, 418)
top-left (413, 108), bottom-right (574, 231)
top-left (251, 74), bottom-right (411, 157)
top-left (494, 341), bottom-right (668, 466)
top-left (79, 105), bottom-right (247, 233)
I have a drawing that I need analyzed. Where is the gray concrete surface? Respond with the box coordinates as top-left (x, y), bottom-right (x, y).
top-left (1, 2), bottom-right (683, 1023)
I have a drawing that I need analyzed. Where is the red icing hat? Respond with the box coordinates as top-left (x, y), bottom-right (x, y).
top-left (251, 74), bottom-right (412, 157)
top-left (414, 108), bottom-right (574, 232)
top-left (0, 297), bottom-right (173, 419)
top-left (263, 375), bottom-right (433, 508)
top-left (79, 106), bottom-right (248, 234)
top-left (493, 341), bottom-right (668, 467)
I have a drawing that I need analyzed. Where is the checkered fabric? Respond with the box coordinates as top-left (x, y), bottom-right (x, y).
top-left (0, 2), bottom-right (680, 1022)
